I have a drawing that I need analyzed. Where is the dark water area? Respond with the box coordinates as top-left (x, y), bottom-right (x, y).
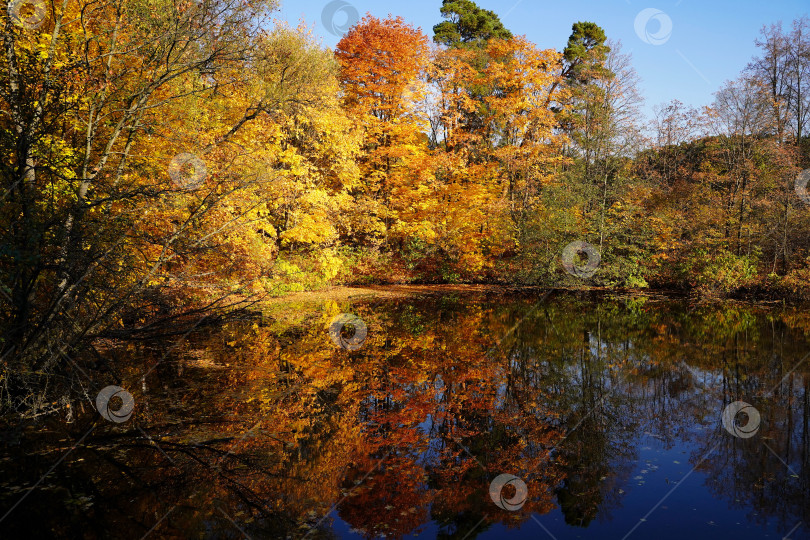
top-left (1, 291), bottom-right (810, 539)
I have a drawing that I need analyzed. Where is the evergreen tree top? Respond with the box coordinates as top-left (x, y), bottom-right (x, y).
top-left (433, 0), bottom-right (512, 48)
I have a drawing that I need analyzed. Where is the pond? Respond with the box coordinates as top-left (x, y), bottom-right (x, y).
top-left (1, 290), bottom-right (809, 539)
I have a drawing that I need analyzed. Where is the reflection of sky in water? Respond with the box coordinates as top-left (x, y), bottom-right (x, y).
top-left (329, 422), bottom-right (799, 539)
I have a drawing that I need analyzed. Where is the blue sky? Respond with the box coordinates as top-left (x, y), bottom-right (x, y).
top-left (278, 0), bottom-right (809, 120)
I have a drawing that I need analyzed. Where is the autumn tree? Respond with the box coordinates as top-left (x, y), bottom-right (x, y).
top-left (430, 1), bottom-right (513, 163)
top-left (481, 38), bottom-right (570, 224)
top-left (335, 15), bottom-right (431, 246)
top-left (0, 0), bottom-right (279, 408)
top-left (710, 75), bottom-right (772, 254)
top-left (423, 36), bottom-right (572, 278)
top-left (786, 17), bottom-right (810, 141)
top-left (583, 41), bottom-right (655, 286)
top-left (652, 100), bottom-right (703, 148)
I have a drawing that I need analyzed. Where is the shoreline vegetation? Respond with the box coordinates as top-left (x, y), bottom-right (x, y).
top-left (2, 0), bottom-right (809, 413)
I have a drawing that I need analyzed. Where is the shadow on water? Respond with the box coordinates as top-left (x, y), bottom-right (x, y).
top-left (1, 291), bottom-right (810, 539)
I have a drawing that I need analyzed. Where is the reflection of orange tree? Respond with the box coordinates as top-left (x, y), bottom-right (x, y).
top-left (424, 365), bottom-right (566, 536)
top-left (321, 300), bottom-right (568, 538)
top-left (337, 452), bottom-right (433, 538)
top-left (134, 298), bottom-right (571, 537)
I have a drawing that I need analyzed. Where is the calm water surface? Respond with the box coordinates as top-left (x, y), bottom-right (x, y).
top-left (1, 291), bottom-right (809, 539)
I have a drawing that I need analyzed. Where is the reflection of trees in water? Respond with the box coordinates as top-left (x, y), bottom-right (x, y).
top-left (479, 296), bottom-right (810, 536)
top-left (2, 295), bottom-right (810, 538)
top-left (662, 304), bottom-right (810, 537)
top-left (696, 378), bottom-right (810, 536)
top-left (501, 302), bottom-right (642, 528)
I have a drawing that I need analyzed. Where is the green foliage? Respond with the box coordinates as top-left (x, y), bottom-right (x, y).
top-left (432, 0), bottom-right (512, 48)
top-left (563, 21), bottom-right (612, 82)
top-left (678, 249), bottom-right (759, 296)
top-left (597, 251), bottom-right (650, 289)
top-left (263, 249), bottom-right (347, 295)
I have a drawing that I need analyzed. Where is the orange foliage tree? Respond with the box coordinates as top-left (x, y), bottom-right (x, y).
top-left (335, 15), bottom-right (431, 245)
